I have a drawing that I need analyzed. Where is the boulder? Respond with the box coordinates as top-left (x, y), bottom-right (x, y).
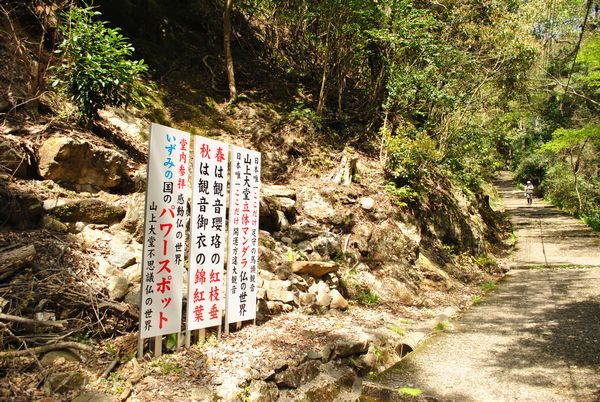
top-left (352, 225), bottom-right (372, 256)
top-left (44, 370), bottom-right (87, 394)
top-left (331, 330), bottom-right (370, 358)
top-left (262, 185), bottom-right (296, 199)
top-left (81, 226), bottom-right (112, 248)
top-left (117, 192), bottom-right (145, 242)
top-left (49, 199), bottom-right (125, 224)
top-left (189, 387), bottom-right (220, 402)
top-left (329, 289), bottom-right (348, 310)
top-left (298, 292), bottom-right (316, 306)
top-left (107, 231), bottom-right (141, 269)
top-left (38, 136), bottom-right (127, 189)
top-left (107, 275), bottom-right (129, 300)
top-left (291, 261), bottom-right (339, 278)
top-left (42, 215), bottom-right (68, 232)
top-left (287, 220), bottom-right (322, 242)
top-left (297, 188), bottom-right (336, 223)
top-left (274, 360), bottom-right (321, 389)
top-left (278, 197), bottom-right (296, 215)
top-left (311, 233), bottom-right (341, 258)
top-left (316, 291), bottom-right (332, 307)
top-left (124, 284), bottom-right (140, 306)
top-left (248, 380), bottom-right (279, 402)
top-left (123, 264), bottom-right (141, 284)
top-left (133, 167), bottom-right (147, 192)
top-left (276, 211), bottom-right (289, 231)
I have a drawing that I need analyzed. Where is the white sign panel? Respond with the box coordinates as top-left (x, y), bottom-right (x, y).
top-left (187, 137), bottom-right (228, 330)
top-left (140, 123), bottom-right (190, 339)
top-left (226, 146), bottom-right (261, 323)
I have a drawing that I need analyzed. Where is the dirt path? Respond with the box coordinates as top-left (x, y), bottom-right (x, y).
top-left (362, 172), bottom-right (600, 401)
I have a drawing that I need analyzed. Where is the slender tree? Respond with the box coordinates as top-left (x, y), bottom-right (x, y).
top-left (224, 0), bottom-right (237, 101)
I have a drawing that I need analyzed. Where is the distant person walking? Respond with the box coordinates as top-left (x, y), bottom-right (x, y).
top-left (525, 180), bottom-right (534, 205)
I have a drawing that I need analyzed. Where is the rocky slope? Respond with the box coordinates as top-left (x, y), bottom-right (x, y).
top-left (0, 96), bottom-right (511, 401)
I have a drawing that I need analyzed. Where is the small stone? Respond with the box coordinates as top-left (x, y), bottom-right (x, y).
top-left (329, 289), bottom-right (348, 310)
top-left (42, 215), bottom-right (68, 233)
top-left (40, 350), bottom-right (80, 367)
top-left (360, 197), bottom-right (375, 211)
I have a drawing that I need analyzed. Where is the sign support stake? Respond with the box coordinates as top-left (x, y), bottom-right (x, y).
top-left (153, 336), bottom-right (162, 357)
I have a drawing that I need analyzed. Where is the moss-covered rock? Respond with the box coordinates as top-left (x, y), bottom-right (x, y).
top-left (51, 199), bottom-right (125, 224)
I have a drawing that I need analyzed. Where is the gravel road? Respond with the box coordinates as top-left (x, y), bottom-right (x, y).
top-left (362, 172), bottom-right (600, 401)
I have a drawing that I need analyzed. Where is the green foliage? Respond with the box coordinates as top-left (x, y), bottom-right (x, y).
top-left (388, 323), bottom-right (406, 336)
top-left (384, 182), bottom-right (419, 207)
top-left (356, 288), bottom-right (380, 307)
top-left (106, 372), bottom-right (125, 395)
top-left (52, 5), bottom-right (148, 124)
top-left (576, 34), bottom-right (600, 88)
top-left (581, 210), bottom-right (600, 231)
top-left (398, 387), bottom-right (423, 397)
top-left (480, 281), bottom-right (496, 292)
top-left (147, 356), bottom-right (183, 375)
top-left (475, 255), bottom-right (497, 271)
top-left (541, 122), bottom-right (600, 153)
top-left (385, 129), bottom-right (441, 187)
top-left (514, 152), bottom-right (555, 189)
top-left (434, 320), bottom-right (450, 333)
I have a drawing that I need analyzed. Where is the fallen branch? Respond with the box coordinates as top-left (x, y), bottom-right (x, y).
top-left (98, 357), bottom-right (120, 381)
top-left (0, 341), bottom-right (94, 359)
top-left (0, 244), bottom-right (36, 280)
top-left (0, 313), bottom-right (66, 330)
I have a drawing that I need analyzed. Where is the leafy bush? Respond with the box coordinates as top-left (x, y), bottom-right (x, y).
top-left (52, 5), bottom-right (148, 124)
top-left (581, 210), bottom-right (600, 231)
top-left (385, 129), bottom-right (441, 187)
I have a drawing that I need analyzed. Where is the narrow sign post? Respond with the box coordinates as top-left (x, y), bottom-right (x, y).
top-left (187, 137), bottom-right (229, 339)
top-left (225, 146), bottom-right (261, 333)
top-left (138, 123), bottom-right (190, 357)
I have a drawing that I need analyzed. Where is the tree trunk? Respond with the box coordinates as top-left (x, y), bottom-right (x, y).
top-left (317, 25), bottom-right (331, 115)
top-left (223, 0), bottom-right (237, 101)
top-left (569, 152), bottom-right (583, 212)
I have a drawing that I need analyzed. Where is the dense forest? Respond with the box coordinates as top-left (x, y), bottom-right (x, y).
top-left (2, 0), bottom-right (599, 228)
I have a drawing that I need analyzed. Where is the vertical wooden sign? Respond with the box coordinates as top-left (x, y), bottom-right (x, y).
top-left (225, 146), bottom-right (261, 326)
top-left (187, 137), bottom-right (229, 330)
top-left (139, 123), bottom-right (190, 340)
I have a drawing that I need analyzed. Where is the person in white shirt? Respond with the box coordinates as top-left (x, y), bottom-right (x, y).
top-left (525, 180), bottom-right (534, 205)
